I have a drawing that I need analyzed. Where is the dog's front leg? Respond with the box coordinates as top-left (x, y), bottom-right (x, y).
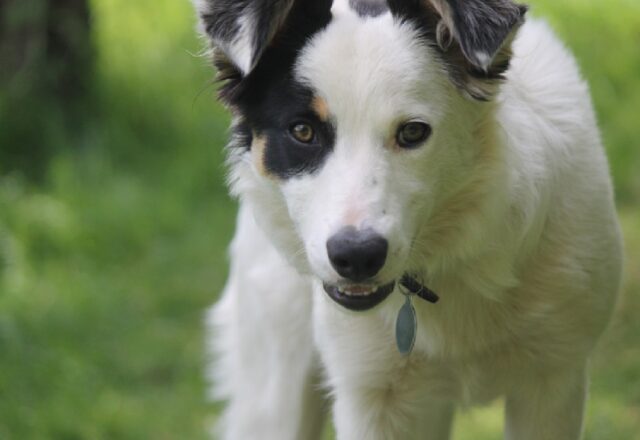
top-left (504, 363), bottom-right (588, 440)
top-left (208, 205), bottom-right (326, 440)
top-left (314, 291), bottom-right (454, 440)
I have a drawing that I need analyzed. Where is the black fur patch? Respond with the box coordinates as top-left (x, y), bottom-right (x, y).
top-left (349, 0), bottom-right (389, 18)
top-left (443, 0), bottom-right (527, 70)
top-left (244, 79), bottom-right (336, 178)
top-left (231, 119), bottom-right (253, 150)
top-left (200, 1), bottom-right (246, 43)
top-left (200, 0), bottom-right (297, 72)
top-left (217, 0), bottom-right (336, 178)
top-left (387, 0), bottom-right (426, 21)
top-left (388, 0), bottom-right (527, 101)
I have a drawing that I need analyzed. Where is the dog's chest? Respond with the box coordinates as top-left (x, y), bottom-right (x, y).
top-left (404, 300), bottom-right (525, 403)
top-left (413, 293), bottom-right (516, 358)
top-left (315, 288), bottom-right (538, 404)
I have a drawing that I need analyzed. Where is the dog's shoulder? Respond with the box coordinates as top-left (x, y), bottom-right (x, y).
top-left (500, 18), bottom-right (605, 187)
top-left (503, 19), bottom-right (595, 132)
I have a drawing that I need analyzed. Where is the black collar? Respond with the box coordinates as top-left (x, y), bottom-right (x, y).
top-left (400, 274), bottom-right (439, 303)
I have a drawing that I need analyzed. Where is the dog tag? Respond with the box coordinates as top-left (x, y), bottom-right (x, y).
top-left (395, 294), bottom-right (417, 356)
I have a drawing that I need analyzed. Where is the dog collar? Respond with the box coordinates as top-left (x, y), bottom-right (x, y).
top-left (400, 274), bottom-right (439, 304)
top-left (395, 275), bottom-right (439, 356)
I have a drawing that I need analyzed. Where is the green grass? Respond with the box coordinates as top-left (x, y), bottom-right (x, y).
top-left (0, 0), bottom-right (638, 438)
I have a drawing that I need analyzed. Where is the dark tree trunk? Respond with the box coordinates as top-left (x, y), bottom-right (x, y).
top-left (0, 0), bottom-right (93, 180)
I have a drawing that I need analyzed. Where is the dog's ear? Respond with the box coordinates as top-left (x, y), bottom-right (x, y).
top-left (195, 0), bottom-right (332, 76)
top-left (194, 0), bottom-right (332, 76)
top-left (389, 0), bottom-right (528, 100)
top-left (430, 0), bottom-right (527, 72)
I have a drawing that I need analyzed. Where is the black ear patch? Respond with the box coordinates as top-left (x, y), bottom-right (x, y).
top-left (433, 0), bottom-right (527, 71)
top-left (201, 0), bottom-right (333, 105)
top-left (196, 0), bottom-right (332, 75)
top-left (197, 0), bottom-right (290, 74)
top-left (389, 0), bottom-right (527, 100)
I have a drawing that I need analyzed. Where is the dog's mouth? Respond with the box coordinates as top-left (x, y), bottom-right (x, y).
top-left (322, 281), bottom-right (396, 312)
top-left (322, 274), bottom-right (439, 312)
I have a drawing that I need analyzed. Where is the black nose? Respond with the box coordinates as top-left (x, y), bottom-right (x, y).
top-left (326, 226), bottom-right (388, 282)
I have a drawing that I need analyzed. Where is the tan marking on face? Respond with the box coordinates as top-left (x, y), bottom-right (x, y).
top-left (252, 133), bottom-right (269, 176)
top-left (311, 96), bottom-right (330, 121)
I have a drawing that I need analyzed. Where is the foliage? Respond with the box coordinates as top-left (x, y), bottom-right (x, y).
top-left (0, 0), bottom-right (638, 438)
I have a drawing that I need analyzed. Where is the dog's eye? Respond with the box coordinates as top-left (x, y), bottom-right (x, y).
top-left (397, 122), bottom-right (432, 149)
top-left (289, 123), bottom-right (316, 144)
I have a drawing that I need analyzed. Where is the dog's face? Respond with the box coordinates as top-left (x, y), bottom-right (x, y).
top-left (196, 0), bottom-right (526, 311)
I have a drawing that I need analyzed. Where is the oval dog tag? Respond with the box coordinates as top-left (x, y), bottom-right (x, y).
top-left (395, 295), bottom-right (417, 356)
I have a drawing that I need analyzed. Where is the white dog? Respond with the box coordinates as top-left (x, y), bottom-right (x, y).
top-left (194, 0), bottom-right (623, 438)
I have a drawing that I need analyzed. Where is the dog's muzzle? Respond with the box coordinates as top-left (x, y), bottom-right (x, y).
top-left (323, 226), bottom-right (394, 311)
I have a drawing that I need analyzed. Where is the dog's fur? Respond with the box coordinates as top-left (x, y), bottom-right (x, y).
top-left (194, 0), bottom-right (623, 438)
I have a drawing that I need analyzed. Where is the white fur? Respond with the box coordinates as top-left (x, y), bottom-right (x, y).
top-left (224, 14), bottom-right (256, 75)
top-left (208, 12), bottom-right (623, 440)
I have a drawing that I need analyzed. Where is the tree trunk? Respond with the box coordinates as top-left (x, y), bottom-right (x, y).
top-left (0, 0), bottom-right (93, 179)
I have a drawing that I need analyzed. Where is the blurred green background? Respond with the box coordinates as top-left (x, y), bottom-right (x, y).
top-left (0, 0), bottom-right (638, 438)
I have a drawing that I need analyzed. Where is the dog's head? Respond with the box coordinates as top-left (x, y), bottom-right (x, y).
top-left (196, 0), bottom-right (527, 311)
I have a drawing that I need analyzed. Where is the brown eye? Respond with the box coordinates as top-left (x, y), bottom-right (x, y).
top-left (289, 122), bottom-right (316, 144)
top-left (397, 121), bottom-right (432, 149)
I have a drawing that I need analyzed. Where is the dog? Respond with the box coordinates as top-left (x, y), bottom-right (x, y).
top-left (193, 0), bottom-right (623, 438)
